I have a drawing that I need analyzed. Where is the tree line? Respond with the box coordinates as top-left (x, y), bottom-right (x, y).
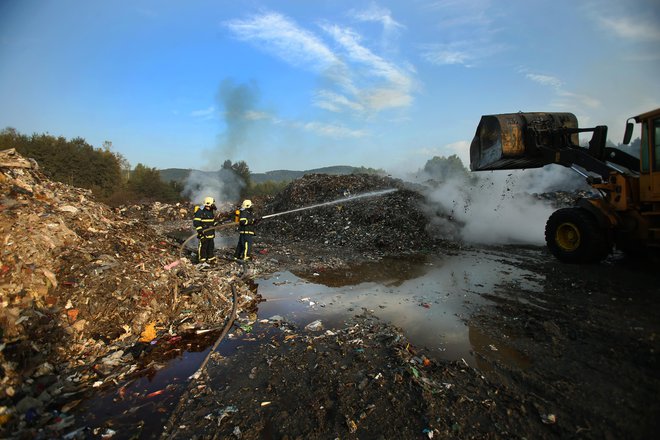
top-left (0, 127), bottom-right (288, 205)
top-left (0, 127), bottom-right (185, 205)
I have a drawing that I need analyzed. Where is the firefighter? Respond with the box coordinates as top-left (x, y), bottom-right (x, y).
top-left (234, 199), bottom-right (260, 261)
top-left (193, 197), bottom-right (218, 264)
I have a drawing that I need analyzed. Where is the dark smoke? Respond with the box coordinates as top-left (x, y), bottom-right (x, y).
top-left (183, 79), bottom-right (261, 206)
top-left (216, 78), bottom-right (261, 159)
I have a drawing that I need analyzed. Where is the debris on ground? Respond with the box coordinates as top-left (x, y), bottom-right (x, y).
top-left (259, 173), bottom-right (445, 254)
top-left (163, 311), bottom-right (550, 439)
top-left (0, 149), bottom-right (255, 437)
top-left (2, 149), bottom-right (658, 439)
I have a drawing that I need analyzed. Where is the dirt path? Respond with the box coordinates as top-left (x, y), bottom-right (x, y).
top-left (162, 243), bottom-right (660, 440)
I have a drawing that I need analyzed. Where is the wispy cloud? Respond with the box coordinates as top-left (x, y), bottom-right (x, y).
top-left (421, 44), bottom-right (473, 66)
top-left (555, 91), bottom-right (600, 109)
top-left (525, 73), bottom-right (563, 89)
top-left (420, 40), bottom-right (505, 67)
top-left (597, 16), bottom-right (660, 42)
top-left (581, 0), bottom-right (660, 42)
top-left (420, 0), bottom-right (504, 67)
top-left (313, 90), bottom-right (365, 113)
top-left (349, 3), bottom-right (405, 33)
top-left (225, 12), bottom-right (339, 70)
top-left (321, 23), bottom-right (414, 110)
top-left (300, 121), bottom-right (368, 139)
top-left (191, 106), bottom-right (215, 118)
top-left (523, 70), bottom-right (600, 109)
top-left (225, 11), bottom-right (415, 116)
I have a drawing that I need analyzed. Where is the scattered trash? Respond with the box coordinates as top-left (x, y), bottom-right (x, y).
top-left (66, 308), bottom-right (79, 322)
top-left (139, 322), bottom-right (157, 343)
top-left (164, 260), bottom-right (180, 270)
top-left (305, 320), bottom-right (323, 331)
top-left (346, 418), bottom-right (358, 433)
top-left (541, 413), bottom-right (557, 424)
top-left (101, 428), bottom-right (117, 439)
top-left (216, 406), bottom-right (238, 426)
top-left (146, 389), bottom-right (165, 399)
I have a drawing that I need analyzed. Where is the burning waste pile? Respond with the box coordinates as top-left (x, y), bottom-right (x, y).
top-left (0, 149), bottom-right (256, 437)
top-left (259, 174), bottom-right (449, 255)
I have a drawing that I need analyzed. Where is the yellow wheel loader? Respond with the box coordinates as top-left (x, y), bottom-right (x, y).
top-left (470, 108), bottom-right (660, 263)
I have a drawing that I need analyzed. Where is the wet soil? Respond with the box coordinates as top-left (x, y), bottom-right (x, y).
top-left (3, 158), bottom-right (658, 439)
top-left (160, 235), bottom-right (660, 440)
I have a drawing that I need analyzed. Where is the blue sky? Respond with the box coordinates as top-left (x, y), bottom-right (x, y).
top-left (1, 0), bottom-right (658, 173)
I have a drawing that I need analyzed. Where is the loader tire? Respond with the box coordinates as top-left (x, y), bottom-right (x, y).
top-left (545, 207), bottom-right (611, 264)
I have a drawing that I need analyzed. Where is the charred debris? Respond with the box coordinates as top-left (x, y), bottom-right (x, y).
top-left (1, 149), bottom-right (579, 437)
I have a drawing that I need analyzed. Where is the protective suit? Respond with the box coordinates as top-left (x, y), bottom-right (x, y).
top-left (234, 199), bottom-right (259, 260)
top-left (193, 197), bottom-right (218, 264)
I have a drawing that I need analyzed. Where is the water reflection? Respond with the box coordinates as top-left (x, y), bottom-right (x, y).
top-left (256, 249), bottom-right (543, 364)
top-left (69, 248), bottom-right (544, 437)
top-left (293, 255), bottom-right (430, 287)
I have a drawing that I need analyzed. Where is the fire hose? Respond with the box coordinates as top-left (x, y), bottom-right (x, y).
top-left (173, 222), bottom-right (237, 305)
top-left (161, 282), bottom-right (238, 438)
top-left (173, 188), bottom-right (398, 304)
top-left (164, 189), bottom-right (399, 434)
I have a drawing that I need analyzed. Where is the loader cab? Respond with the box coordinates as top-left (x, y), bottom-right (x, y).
top-left (624, 108), bottom-right (660, 203)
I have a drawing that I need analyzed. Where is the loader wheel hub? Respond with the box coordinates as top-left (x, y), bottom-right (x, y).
top-left (556, 222), bottom-right (581, 251)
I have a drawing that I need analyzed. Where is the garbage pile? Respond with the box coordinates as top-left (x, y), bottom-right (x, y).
top-left (259, 174), bottom-right (439, 254)
top-left (532, 190), bottom-right (595, 208)
top-left (164, 311), bottom-right (534, 439)
top-left (0, 149), bottom-right (253, 437)
top-left (116, 202), bottom-right (190, 222)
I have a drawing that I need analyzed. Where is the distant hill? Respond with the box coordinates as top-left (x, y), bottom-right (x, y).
top-left (159, 165), bottom-right (362, 184)
top-left (158, 168), bottom-right (191, 183)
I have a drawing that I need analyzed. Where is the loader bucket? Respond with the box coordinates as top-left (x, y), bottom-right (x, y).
top-left (469, 112), bottom-right (579, 171)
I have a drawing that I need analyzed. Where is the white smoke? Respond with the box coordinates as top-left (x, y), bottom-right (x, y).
top-left (419, 164), bottom-right (594, 245)
top-left (183, 169), bottom-right (244, 210)
top-left (514, 164), bottom-right (593, 193)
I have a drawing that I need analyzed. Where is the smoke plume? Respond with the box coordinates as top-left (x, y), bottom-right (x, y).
top-left (183, 169), bottom-right (245, 210)
top-left (217, 78), bottom-right (261, 160)
top-left (184, 79), bottom-right (260, 206)
top-left (420, 165), bottom-right (593, 245)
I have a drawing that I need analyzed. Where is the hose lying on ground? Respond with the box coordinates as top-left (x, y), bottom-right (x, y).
top-left (161, 283), bottom-right (239, 438)
top-left (173, 223), bottom-right (237, 306)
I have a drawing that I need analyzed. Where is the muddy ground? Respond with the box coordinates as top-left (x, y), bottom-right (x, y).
top-left (160, 234), bottom-right (660, 440)
top-left (2, 154), bottom-right (659, 439)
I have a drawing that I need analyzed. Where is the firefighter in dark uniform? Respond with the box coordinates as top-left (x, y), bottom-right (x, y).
top-left (234, 199), bottom-right (259, 261)
top-left (193, 197), bottom-right (218, 264)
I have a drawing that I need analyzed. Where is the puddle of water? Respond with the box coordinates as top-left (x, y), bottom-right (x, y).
top-left (255, 251), bottom-right (542, 364)
top-left (69, 249), bottom-right (543, 437)
top-left (70, 337), bottom-right (213, 438)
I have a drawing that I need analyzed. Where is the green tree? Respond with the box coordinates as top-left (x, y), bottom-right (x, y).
top-left (127, 163), bottom-right (183, 202)
top-left (423, 155), bottom-right (469, 181)
top-left (220, 159), bottom-right (252, 198)
top-left (1, 128), bottom-right (123, 197)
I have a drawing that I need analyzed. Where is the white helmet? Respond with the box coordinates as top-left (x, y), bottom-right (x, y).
top-left (241, 199), bottom-right (252, 209)
top-left (204, 197), bottom-right (215, 206)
